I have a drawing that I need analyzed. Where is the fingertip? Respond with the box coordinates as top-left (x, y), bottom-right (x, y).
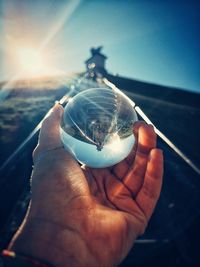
top-left (46, 103), bottom-right (63, 123)
top-left (133, 121), bottom-right (146, 135)
top-left (137, 124), bottom-right (157, 154)
top-left (140, 124), bottom-right (156, 139)
top-left (140, 123), bottom-right (155, 134)
top-left (53, 103), bottom-right (64, 117)
top-left (41, 103), bottom-right (63, 130)
top-left (148, 124), bottom-right (155, 132)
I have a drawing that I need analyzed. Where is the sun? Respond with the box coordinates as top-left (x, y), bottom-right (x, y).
top-left (17, 47), bottom-right (50, 77)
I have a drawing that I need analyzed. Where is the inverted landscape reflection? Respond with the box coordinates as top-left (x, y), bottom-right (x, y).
top-left (60, 88), bottom-right (138, 167)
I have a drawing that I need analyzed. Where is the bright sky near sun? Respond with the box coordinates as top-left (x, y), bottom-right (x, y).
top-left (0, 0), bottom-right (199, 92)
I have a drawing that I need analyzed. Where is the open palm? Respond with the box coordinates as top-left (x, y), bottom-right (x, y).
top-left (10, 104), bottom-right (163, 267)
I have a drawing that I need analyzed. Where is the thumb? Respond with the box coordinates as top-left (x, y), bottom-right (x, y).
top-left (33, 103), bottom-right (64, 163)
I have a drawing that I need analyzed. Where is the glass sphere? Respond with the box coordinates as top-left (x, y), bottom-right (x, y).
top-left (60, 88), bottom-right (138, 168)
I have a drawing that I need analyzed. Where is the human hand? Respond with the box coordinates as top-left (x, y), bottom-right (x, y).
top-left (9, 104), bottom-right (163, 267)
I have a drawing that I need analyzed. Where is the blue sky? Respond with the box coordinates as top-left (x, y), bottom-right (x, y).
top-left (0, 0), bottom-right (200, 92)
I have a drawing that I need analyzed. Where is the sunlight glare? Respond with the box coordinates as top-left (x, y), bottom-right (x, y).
top-left (17, 47), bottom-right (49, 77)
top-left (106, 133), bottom-right (124, 154)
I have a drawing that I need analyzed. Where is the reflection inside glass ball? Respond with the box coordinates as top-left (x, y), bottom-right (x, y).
top-left (60, 88), bottom-right (138, 168)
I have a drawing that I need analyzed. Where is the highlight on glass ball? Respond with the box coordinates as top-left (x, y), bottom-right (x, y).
top-left (60, 87), bottom-right (138, 168)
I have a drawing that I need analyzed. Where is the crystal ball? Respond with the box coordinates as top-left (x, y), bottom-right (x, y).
top-left (60, 88), bottom-right (138, 168)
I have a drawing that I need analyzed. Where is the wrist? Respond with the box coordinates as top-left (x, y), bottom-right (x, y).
top-left (8, 215), bottom-right (96, 267)
top-left (1, 249), bottom-right (55, 267)
top-left (9, 217), bottom-right (62, 266)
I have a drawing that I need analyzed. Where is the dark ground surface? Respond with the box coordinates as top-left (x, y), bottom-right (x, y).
top-left (0, 73), bottom-right (200, 266)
